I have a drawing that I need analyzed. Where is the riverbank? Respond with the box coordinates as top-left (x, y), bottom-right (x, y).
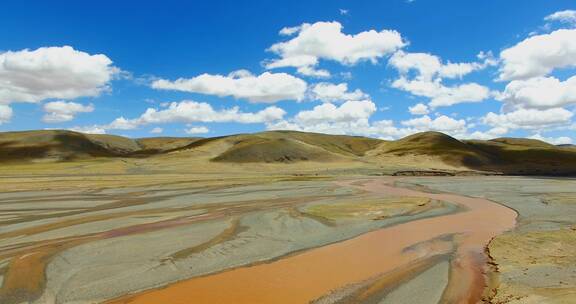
top-left (105, 177), bottom-right (516, 304)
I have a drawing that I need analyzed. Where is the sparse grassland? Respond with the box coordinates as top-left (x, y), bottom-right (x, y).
top-left (303, 197), bottom-right (435, 221)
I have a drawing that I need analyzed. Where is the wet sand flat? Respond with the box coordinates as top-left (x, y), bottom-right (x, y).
top-left (402, 177), bottom-right (576, 303)
top-left (107, 177), bottom-right (517, 304)
top-left (0, 176), bottom-right (458, 304)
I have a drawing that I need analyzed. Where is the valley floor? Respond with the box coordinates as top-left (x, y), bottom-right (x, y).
top-left (0, 169), bottom-right (574, 304)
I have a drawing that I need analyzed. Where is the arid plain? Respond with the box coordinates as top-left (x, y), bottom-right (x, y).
top-left (1, 130), bottom-right (576, 304)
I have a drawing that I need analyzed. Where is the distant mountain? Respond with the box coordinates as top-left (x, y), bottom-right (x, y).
top-left (211, 131), bottom-right (381, 163)
top-left (370, 131), bottom-right (496, 168)
top-left (1, 129), bottom-right (576, 176)
top-left (0, 130), bottom-right (199, 162)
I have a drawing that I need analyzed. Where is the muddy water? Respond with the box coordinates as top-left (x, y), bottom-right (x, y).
top-left (107, 177), bottom-right (517, 304)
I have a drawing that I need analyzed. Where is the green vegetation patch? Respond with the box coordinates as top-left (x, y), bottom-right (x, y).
top-left (490, 228), bottom-right (576, 269)
top-left (303, 197), bottom-right (434, 221)
top-left (541, 193), bottom-right (576, 205)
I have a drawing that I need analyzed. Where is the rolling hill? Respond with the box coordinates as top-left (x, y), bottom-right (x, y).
top-left (369, 131), bottom-right (496, 168)
top-left (1, 129), bottom-right (576, 175)
top-left (211, 131), bottom-right (380, 163)
top-left (0, 130), bottom-right (199, 162)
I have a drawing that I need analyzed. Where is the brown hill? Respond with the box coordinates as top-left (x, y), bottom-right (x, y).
top-left (211, 131), bottom-right (380, 163)
top-left (370, 131), bottom-right (495, 168)
top-left (464, 138), bottom-right (576, 175)
top-left (1, 129), bottom-right (576, 175)
top-left (0, 130), bottom-right (202, 162)
top-left (367, 131), bottom-right (576, 175)
top-left (0, 130), bottom-right (125, 162)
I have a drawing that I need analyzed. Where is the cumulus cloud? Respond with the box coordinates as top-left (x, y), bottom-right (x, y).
top-left (408, 103), bottom-right (429, 115)
top-left (106, 100), bottom-right (286, 130)
top-left (0, 46), bottom-right (118, 104)
top-left (498, 29), bottom-right (576, 81)
top-left (468, 127), bottom-right (509, 140)
top-left (401, 115), bottom-right (467, 133)
top-left (529, 133), bottom-right (573, 145)
top-left (42, 101), bottom-right (94, 123)
top-left (310, 82), bottom-right (368, 102)
top-left (266, 21), bottom-right (406, 76)
top-left (295, 100), bottom-right (376, 124)
top-left (184, 126), bottom-right (209, 134)
top-left (392, 77), bottom-right (491, 108)
top-left (389, 51), bottom-right (491, 81)
top-left (151, 70), bottom-right (307, 103)
top-left (483, 108), bottom-right (574, 130)
top-left (150, 127), bottom-right (163, 134)
top-left (389, 51), bottom-right (493, 108)
top-left (544, 10), bottom-right (576, 26)
top-left (296, 66), bottom-right (331, 78)
top-left (267, 100), bottom-right (377, 135)
top-left (266, 99), bottom-right (472, 140)
top-left (0, 105), bottom-right (12, 124)
top-left (279, 25), bottom-right (302, 36)
top-left (498, 76), bottom-right (576, 109)
top-left (68, 125), bottom-right (107, 134)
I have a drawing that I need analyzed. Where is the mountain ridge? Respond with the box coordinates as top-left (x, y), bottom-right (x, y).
top-left (1, 129), bottom-right (575, 175)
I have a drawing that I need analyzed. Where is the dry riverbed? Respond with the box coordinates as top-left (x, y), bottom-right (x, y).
top-left (0, 175), bottom-right (456, 304)
top-left (400, 177), bottom-right (576, 304)
top-left (0, 174), bottom-right (573, 303)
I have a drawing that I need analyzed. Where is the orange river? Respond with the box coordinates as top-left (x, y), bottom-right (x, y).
top-left (106, 177), bottom-right (517, 304)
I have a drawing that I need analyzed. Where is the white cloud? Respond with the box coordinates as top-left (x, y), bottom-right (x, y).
top-left (107, 117), bottom-right (140, 130)
top-left (389, 51), bottom-right (493, 108)
top-left (389, 51), bottom-right (488, 81)
top-left (150, 127), bottom-right (163, 134)
top-left (401, 115), bottom-right (467, 133)
top-left (483, 108), bottom-right (574, 130)
top-left (266, 99), bottom-right (471, 139)
top-left (42, 101), bottom-right (94, 123)
top-left (106, 100), bottom-right (286, 130)
top-left (529, 133), bottom-right (573, 145)
top-left (151, 70), bottom-right (307, 103)
top-left (498, 29), bottom-right (576, 81)
top-left (369, 120), bottom-right (415, 140)
top-left (468, 127), bottom-right (509, 140)
top-left (310, 82), bottom-right (368, 102)
top-left (184, 126), bottom-right (209, 134)
top-left (392, 77), bottom-right (491, 108)
top-left (498, 76), bottom-right (576, 109)
top-left (267, 100), bottom-right (377, 135)
top-left (279, 25), bottom-right (302, 36)
top-left (266, 21), bottom-right (406, 76)
top-left (340, 72), bottom-right (353, 80)
top-left (69, 125), bottom-right (107, 134)
top-left (0, 105), bottom-right (12, 124)
top-left (544, 10), bottom-right (576, 25)
top-left (295, 100), bottom-right (376, 124)
top-left (296, 66), bottom-right (331, 78)
top-left (339, 8), bottom-right (349, 15)
top-left (0, 46), bottom-right (118, 104)
top-left (408, 103), bottom-right (429, 115)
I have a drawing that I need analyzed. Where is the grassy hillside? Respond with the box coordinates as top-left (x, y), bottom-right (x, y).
top-left (212, 137), bottom-right (343, 163)
top-left (211, 131), bottom-right (380, 163)
top-left (0, 130), bottom-right (203, 162)
top-left (2, 129), bottom-right (576, 175)
top-left (371, 132), bottom-right (495, 168)
top-left (0, 130), bottom-right (123, 162)
top-left (465, 139), bottom-right (576, 175)
top-left (135, 137), bottom-right (201, 152)
top-left (256, 131), bottom-right (382, 157)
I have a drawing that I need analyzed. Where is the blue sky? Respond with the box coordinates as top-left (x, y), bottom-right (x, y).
top-left (1, 1), bottom-right (575, 144)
